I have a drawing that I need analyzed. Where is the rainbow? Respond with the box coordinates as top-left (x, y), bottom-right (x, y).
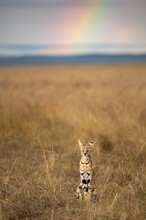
top-left (46, 0), bottom-right (112, 55)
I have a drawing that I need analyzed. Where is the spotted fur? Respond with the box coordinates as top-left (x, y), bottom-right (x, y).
top-left (76, 140), bottom-right (98, 202)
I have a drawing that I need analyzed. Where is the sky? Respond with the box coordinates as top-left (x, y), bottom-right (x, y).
top-left (0, 0), bottom-right (146, 56)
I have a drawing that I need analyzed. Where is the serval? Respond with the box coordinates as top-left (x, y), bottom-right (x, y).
top-left (76, 140), bottom-right (98, 202)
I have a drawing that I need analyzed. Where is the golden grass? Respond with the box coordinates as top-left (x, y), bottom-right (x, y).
top-left (0, 64), bottom-right (146, 220)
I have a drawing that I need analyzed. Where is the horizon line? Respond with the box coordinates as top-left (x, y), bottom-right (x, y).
top-left (1, 43), bottom-right (146, 57)
top-left (1, 43), bottom-right (146, 48)
top-left (1, 53), bottom-right (146, 58)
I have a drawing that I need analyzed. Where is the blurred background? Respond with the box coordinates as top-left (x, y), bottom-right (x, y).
top-left (0, 0), bottom-right (146, 61)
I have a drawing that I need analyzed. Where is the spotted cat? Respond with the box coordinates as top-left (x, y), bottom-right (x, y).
top-left (76, 140), bottom-right (98, 202)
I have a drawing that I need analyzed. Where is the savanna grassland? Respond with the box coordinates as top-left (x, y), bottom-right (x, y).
top-left (0, 65), bottom-right (146, 220)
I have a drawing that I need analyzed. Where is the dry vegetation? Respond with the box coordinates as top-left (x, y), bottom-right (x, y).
top-left (0, 64), bottom-right (146, 220)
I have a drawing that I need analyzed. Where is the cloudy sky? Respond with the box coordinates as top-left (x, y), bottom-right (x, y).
top-left (0, 0), bottom-right (146, 56)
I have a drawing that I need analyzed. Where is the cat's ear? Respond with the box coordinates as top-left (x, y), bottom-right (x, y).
top-left (78, 139), bottom-right (84, 151)
top-left (88, 140), bottom-right (95, 150)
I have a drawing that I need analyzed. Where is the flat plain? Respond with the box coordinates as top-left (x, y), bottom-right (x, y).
top-left (0, 64), bottom-right (146, 220)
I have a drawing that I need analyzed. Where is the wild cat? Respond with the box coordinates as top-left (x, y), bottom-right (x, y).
top-left (76, 140), bottom-right (98, 202)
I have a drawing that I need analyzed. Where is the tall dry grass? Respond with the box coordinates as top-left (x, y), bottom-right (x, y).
top-left (0, 65), bottom-right (146, 220)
